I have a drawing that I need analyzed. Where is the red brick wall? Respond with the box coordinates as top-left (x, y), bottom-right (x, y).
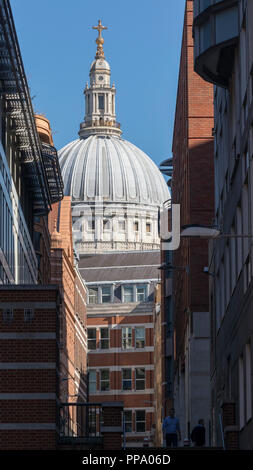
top-left (171, 0), bottom-right (214, 365)
top-left (87, 313), bottom-right (154, 445)
top-left (0, 286), bottom-right (60, 450)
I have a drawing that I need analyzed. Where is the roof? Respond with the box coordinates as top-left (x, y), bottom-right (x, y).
top-left (78, 251), bottom-right (161, 283)
top-left (59, 135), bottom-right (170, 206)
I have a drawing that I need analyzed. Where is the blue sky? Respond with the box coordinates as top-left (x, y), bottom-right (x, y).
top-left (11, 0), bottom-right (185, 167)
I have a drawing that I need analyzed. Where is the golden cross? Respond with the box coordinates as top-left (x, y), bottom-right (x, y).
top-left (92, 20), bottom-right (107, 40)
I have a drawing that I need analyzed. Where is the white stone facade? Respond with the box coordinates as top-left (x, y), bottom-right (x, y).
top-left (59, 35), bottom-right (170, 254)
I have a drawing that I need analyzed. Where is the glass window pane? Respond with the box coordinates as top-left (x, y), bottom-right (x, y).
top-left (135, 368), bottom-right (145, 390)
top-left (135, 327), bottom-right (145, 348)
top-left (137, 285), bottom-right (147, 302)
top-left (124, 286), bottom-right (134, 302)
top-left (122, 327), bottom-right (132, 349)
top-left (88, 328), bottom-right (97, 350)
top-left (100, 328), bottom-right (109, 349)
top-left (102, 286), bottom-right (111, 303)
top-left (124, 410), bottom-right (132, 432)
top-left (136, 410), bottom-right (145, 432)
top-left (101, 370), bottom-right (109, 380)
top-left (89, 287), bottom-right (98, 304)
top-left (100, 369), bottom-right (110, 391)
top-left (122, 369), bottom-right (132, 390)
top-left (98, 94), bottom-right (104, 109)
top-left (134, 221), bottom-right (139, 231)
top-left (89, 370), bottom-right (97, 393)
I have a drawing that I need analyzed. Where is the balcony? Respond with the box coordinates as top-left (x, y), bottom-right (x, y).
top-left (41, 143), bottom-right (64, 204)
top-left (59, 402), bottom-right (103, 447)
top-left (79, 118), bottom-right (122, 138)
top-left (193, 0), bottom-right (239, 87)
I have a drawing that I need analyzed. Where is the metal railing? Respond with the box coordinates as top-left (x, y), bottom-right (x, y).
top-left (81, 120), bottom-right (121, 129)
top-left (59, 403), bottom-right (102, 439)
top-left (41, 143), bottom-right (64, 204)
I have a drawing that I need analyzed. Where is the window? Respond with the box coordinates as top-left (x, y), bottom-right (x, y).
top-left (146, 222), bottom-right (151, 233)
top-left (100, 369), bottom-right (110, 391)
top-left (122, 369), bottom-right (132, 391)
top-left (124, 410), bottom-right (132, 432)
top-left (135, 327), bottom-right (145, 348)
top-left (89, 287), bottom-right (98, 304)
top-left (24, 308), bottom-right (34, 323)
top-left (88, 328), bottom-right (97, 350)
top-left (101, 286), bottom-right (111, 303)
top-left (134, 221), bottom-right (139, 232)
top-left (89, 370), bottom-right (97, 393)
top-left (100, 328), bottom-right (109, 349)
top-left (98, 94), bottom-right (104, 110)
top-left (135, 368), bottom-right (145, 390)
top-left (123, 285), bottom-right (134, 302)
top-left (136, 285), bottom-right (147, 302)
top-left (122, 327), bottom-right (132, 349)
top-left (136, 410), bottom-right (145, 432)
top-left (2, 308), bottom-right (13, 323)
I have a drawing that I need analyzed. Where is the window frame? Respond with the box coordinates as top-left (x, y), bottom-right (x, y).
top-left (135, 410), bottom-right (145, 433)
top-left (122, 327), bottom-right (132, 350)
top-left (98, 94), bottom-right (105, 110)
top-left (88, 287), bottom-right (99, 304)
top-left (135, 327), bottom-right (145, 349)
top-left (122, 368), bottom-right (132, 391)
top-left (101, 286), bottom-right (111, 303)
top-left (100, 369), bottom-right (110, 392)
top-left (135, 368), bottom-right (145, 391)
top-left (136, 285), bottom-right (147, 302)
top-left (88, 328), bottom-right (97, 350)
top-left (100, 327), bottom-right (110, 349)
top-left (124, 410), bottom-right (133, 433)
top-left (123, 285), bottom-right (134, 303)
top-left (89, 370), bottom-right (97, 394)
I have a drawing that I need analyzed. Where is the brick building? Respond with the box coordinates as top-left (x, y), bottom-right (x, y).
top-left (80, 251), bottom-right (160, 447)
top-left (48, 197), bottom-right (87, 403)
top-left (0, 286), bottom-right (61, 450)
top-left (193, 0), bottom-right (253, 449)
top-left (167, 0), bottom-right (214, 442)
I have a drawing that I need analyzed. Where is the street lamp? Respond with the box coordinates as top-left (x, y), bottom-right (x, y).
top-left (181, 224), bottom-right (253, 239)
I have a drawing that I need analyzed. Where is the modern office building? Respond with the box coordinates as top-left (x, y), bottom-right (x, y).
top-left (59, 21), bottom-right (170, 446)
top-left (193, 0), bottom-right (253, 449)
top-left (168, 0), bottom-right (214, 443)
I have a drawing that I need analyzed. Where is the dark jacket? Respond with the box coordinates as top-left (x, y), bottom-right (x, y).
top-left (190, 424), bottom-right (205, 446)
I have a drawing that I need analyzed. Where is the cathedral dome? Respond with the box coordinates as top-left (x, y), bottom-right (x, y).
top-left (58, 20), bottom-right (170, 254)
top-left (59, 134), bottom-right (169, 206)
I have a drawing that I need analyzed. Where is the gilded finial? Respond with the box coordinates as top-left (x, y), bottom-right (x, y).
top-left (92, 19), bottom-right (107, 59)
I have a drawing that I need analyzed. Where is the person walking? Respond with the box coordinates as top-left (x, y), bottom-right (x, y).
top-left (162, 408), bottom-right (181, 447)
top-left (190, 419), bottom-right (206, 447)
